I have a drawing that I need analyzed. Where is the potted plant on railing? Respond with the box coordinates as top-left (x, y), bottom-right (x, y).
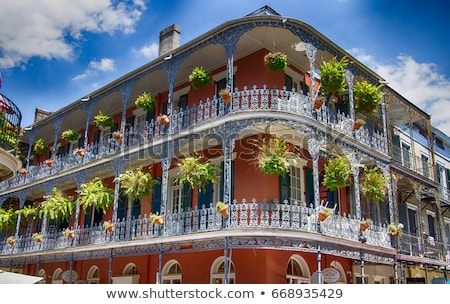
top-left (216, 201), bottom-right (229, 217)
top-left (33, 233), bottom-right (43, 243)
top-left (135, 91), bottom-right (156, 112)
top-left (61, 129), bottom-right (79, 143)
top-left (189, 66), bottom-right (212, 89)
top-left (94, 110), bottom-right (114, 129)
top-left (63, 228), bottom-right (75, 239)
top-left (18, 168), bottom-right (27, 177)
top-left (157, 114), bottom-right (170, 126)
top-left (388, 223), bottom-right (404, 237)
top-left (264, 51), bottom-right (288, 71)
top-left (258, 137), bottom-right (295, 176)
top-left (150, 213), bottom-right (164, 226)
top-left (322, 155), bottom-right (352, 191)
top-left (353, 118), bottom-right (366, 130)
top-left (359, 218), bottom-right (373, 232)
top-left (44, 159), bottom-right (53, 167)
top-left (318, 56), bottom-right (348, 96)
top-left (7, 236), bottom-right (15, 247)
top-left (361, 167), bottom-right (387, 202)
top-left (33, 138), bottom-right (48, 156)
top-left (175, 155), bottom-right (221, 191)
top-left (76, 148), bottom-right (85, 157)
top-left (112, 131), bottom-right (123, 144)
top-left (354, 80), bottom-right (384, 114)
top-left (103, 220), bottom-right (115, 233)
top-left (219, 88), bottom-right (232, 103)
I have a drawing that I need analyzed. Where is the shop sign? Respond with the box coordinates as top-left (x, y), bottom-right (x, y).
top-left (321, 267), bottom-right (340, 283)
top-left (62, 270), bottom-right (78, 283)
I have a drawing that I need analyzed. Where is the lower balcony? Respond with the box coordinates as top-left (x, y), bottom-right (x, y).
top-left (1, 200), bottom-right (392, 257)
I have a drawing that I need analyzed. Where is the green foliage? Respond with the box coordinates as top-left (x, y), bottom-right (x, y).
top-left (15, 204), bottom-right (38, 220)
top-left (322, 156), bottom-right (352, 191)
top-left (33, 138), bottom-right (48, 155)
top-left (115, 166), bottom-right (157, 202)
top-left (0, 208), bottom-right (17, 232)
top-left (264, 51), bottom-right (288, 71)
top-left (361, 167), bottom-right (387, 201)
top-left (135, 92), bottom-right (156, 112)
top-left (354, 81), bottom-right (383, 114)
top-left (94, 110), bottom-right (114, 128)
top-left (39, 187), bottom-right (75, 221)
top-left (319, 56), bottom-right (348, 94)
top-left (189, 66), bottom-right (212, 89)
top-left (258, 137), bottom-right (293, 176)
top-left (216, 201), bottom-right (227, 212)
top-left (61, 129), bottom-right (79, 142)
top-left (77, 178), bottom-right (114, 214)
top-left (176, 155), bottom-right (221, 190)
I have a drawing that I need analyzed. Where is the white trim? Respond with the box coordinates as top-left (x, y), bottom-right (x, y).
top-left (425, 210), bottom-right (436, 217)
top-left (406, 203), bottom-right (418, 210)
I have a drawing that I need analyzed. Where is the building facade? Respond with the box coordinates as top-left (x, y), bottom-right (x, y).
top-left (0, 6), bottom-right (448, 284)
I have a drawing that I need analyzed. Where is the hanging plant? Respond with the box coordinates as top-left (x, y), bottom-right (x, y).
top-left (15, 204), bottom-right (39, 220)
top-left (33, 138), bottom-right (48, 155)
top-left (322, 155), bottom-right (352, 191)
top-left (258, 137), bottom-right (295, 176)
top-left (94, 110), bottom-right (114, 128)
top-left (319, 56), bottom-right (348, 95)
top-left (264, 51), bottom-right (288, 71)
top-left (39, 187), bottom-right (75, 221)
top-left (115, 166), bottom-right (157, 202)
top-left (189, 66), bottom-right (212, 89)
top-left (135, 92), bottom-right (156, 112)
top-left (61, 129), bottom-right (79, 142)
top-left (0, 208), bottom-right (17, 232)
top-left (77, 178), bottom-right (114, 214)
top-left (354, 80), bottom-right (384, 114)
top-left (175, 155), bottom-right (221, 191)
top-left (361, 167), bottom-right (387, 201)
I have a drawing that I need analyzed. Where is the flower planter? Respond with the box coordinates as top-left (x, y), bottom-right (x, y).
top-left (314, 99), bottom-right (323, 110)
top-left (159, 115), bottom-right (170, 126)
top-left (45, 160), bottom-right (53, 167)
top-left (219, 89), bottom-right (232, 103)
top-left (76, 149), bottom-right (85, 157)
top-left (107, 225), bottom-right (114, 233)
top-left (360, 221), bottom-right (370, 231)
top-left (219, 206), bottom-right (229, 217)
top-left (318, 210), bottom-right (329, 222)
top-left (353, 121), bottom-right (363, 130)
top-left (19, 169), bottom-right (27, 177)
top-left (154, 216), bottom-right (164, 226)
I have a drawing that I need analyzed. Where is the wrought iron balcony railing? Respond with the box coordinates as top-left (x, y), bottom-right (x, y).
top-left (0, 93), bottom-right (22, 151)
top-left (0, 200), bottom-right (392, 256)
top-left (0, 85), bottom-right (387, 191)
top-left (397, 232), bottom-right (446, 261)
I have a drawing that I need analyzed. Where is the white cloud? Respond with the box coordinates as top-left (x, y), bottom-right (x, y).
top-left (134, 42), bottom-right (159, 59)
top-left (349, 48), bottom-right (450, 135)
top-left (0, 0), bottom-right (146, 69)
top-left (72, 58), bottom-right (115, 81)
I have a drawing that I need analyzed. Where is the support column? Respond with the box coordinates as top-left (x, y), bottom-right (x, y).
top-left (119, 84), bottom-right (132, 151)
top-left (360, 250), bottom-right (365, 284)
top-left (222, 135), bottom-right (235, 205)
top-left (349, 153), bottom-right (362, 219)
top-left (305, 43), bottom-right (317, 100)
top-left (345, 70), bottom-right (355, 121)
top-left (308, 137), bottom-right (322, 209)
top-left (51, 117), bottom-right (63, 160)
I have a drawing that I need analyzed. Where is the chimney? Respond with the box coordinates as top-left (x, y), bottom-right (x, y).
top-left (34, 107), bottom-right (52, 123)
top-left (159, 24), bottom-right (180, 57)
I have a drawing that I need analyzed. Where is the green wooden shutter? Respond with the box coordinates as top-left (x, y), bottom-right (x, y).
top-left (198, 181), bottom-right (213, 209)
top-left (152, 177), bottom-right (162, 213)
top-left (305, 167), bottom-right (314, 205)
top-left (181, 183), bottom-right (192, 211)
top-left (392, 134), bottom-right (401, 164)
top-left (279, 173), bottom-right (290, 203)
top-left (117, 195), bottom-right (127, 221)
top-left (131, 199), bottom-right (141, 219)
top-left (398, 202), bottom-right (409, 233)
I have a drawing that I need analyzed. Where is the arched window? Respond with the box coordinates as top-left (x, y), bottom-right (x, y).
top-left (210, 256), bottom-right (235, 284)
top-left (37, 269), bottom-right (46, 284)
top-left (123, 263), bottom-right (138, 275)
top-left (52, 268), bottom-right (63, 284)
top-left (162, 260), bottom-right (182, 284)
top-left (286, 254), bottom-right (310, 284)
top-left (87, 265), bottom-right (100, 284)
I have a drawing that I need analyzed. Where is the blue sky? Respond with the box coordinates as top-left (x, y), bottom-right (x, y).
top-left (1, 0), bottom-right (449, 135)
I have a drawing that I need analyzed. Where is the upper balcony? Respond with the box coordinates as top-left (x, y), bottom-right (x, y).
top-left (0, 93), bottom-right (22, 182)
top-left (0, 85), bottom-right (387, 192)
